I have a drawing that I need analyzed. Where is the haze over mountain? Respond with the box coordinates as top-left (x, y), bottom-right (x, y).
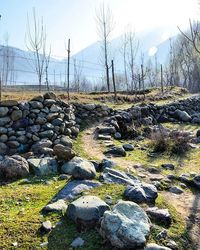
top-left (0, 25), bottom-right (179, 86)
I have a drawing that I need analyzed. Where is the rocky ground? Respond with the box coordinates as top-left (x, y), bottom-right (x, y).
top-left (0, 89), bottom-right (200, 250)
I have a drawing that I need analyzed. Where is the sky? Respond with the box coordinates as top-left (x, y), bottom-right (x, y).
top-left (0, 0), bottom-right (199, 58)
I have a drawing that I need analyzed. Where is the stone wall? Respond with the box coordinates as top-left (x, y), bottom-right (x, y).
top-left (127, 96), bottom-right (200, 124)
top-left (73, 103), bottom-right (114, 124)
top-left (0, 93), bottom-right (78, 156)
top-left (1, 94), bottom-right (199, 157)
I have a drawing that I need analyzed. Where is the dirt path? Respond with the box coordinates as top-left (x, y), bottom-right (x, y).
top-left (82, 122), bottom-right (200, 250)
top-left (164, 191), bottom-right (200, 250)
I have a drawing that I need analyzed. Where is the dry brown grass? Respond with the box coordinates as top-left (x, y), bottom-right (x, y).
top-left (1, 86), bottom-right (189, 109)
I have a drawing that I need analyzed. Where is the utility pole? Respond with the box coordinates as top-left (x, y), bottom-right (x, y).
top-left (67, 38), bottom-right (70, 101)
top-left (141, 64), bottom-right (145, 100)
top-left (111, 60), bottom-right (117, 101)
top-left (161, 64), bottom-right (164, 94)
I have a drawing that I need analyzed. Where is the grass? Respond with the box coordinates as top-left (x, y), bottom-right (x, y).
top-left (0, 176), bottom-right (67, 250)
top-left (153, 194), bottom-right (191, 250)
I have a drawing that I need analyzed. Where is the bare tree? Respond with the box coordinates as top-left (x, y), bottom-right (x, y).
top-left (73, 58), bottom-right (83, 93)
top-left (120, 32), bottom-right (129, 91)
top-left (96, 3), bottom-right (114, 92)
top-left (178, 19), bottom-right (200, 54)
top-left (1, 33), bottom-right (16, 87)
top-left (25, 8), bottom-right (47, 92)
top-left (126, 30), bottom-right (139, 92)
top-left (44, 46), bottom-right (51, 91)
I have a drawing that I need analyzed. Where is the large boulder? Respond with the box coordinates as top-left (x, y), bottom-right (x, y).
top-left (100, 200), bottom-right (150, 249)
top-left (124, 183), bottom-right (158, 203)
top-left (61, 157), bottom-right (96, 180)
top-left (67, 195), bottom-right (110, 227)
top-left (27, 157), bottom-right (58, 176)
top-left (53, 144), bottom-right (76, 161)
top-left (0, 155), bottom-right (29, 180)
top-left (100, 168), bottom-right (140, 186)
top-left (55, 180), bottom-right (101, 201)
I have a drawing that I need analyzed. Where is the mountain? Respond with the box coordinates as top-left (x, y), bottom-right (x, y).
top-left (0, 25), bottom-right (179, 86)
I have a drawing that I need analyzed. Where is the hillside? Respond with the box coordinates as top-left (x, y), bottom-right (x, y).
top-left (0, 25), bottom-right (178, 86)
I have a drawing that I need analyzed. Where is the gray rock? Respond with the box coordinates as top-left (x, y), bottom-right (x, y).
top-left (53, 144), bottom-right (76, 161)
top-left (100, 200), bottom-right (150, 249)
top-left (97, 126), bottom-right (116, 135)
top-left (27, 157), bottom-right (58, 176)
top-left (11, 110), bottom-right (23, 121)
top-left (52, 118), bottom-right (63, 126)
top-left (61, 157), bottom-right (96, 180)
top-left (0, 134), bottom-right (8, 143)
top-left (70, 237), bottom-right (85, 248)
top-left (174, 109), bottom-right (191, 122)
top-left (100, 168), bottom-right (140, 185)
top-left (31, 139), bottom-right (53, 154)
top-left (114, 132), bottom-right (122, 140)
top-left (99, 159), bottom-right (116, 171)
top-left (97, 134), bottom-right (112, 140)
top-left (39, 130), bottom-right (54, 139)
top-left (50, 104), bottom-right (62, 112)
top-left (196, 129), bottom-right (200, 137)
top-left (123, 143), bottom-right (134, 151)
top-left (29, 101), bottom-right (43, 109)
top-left (84, 104), bottom-right (95, 111)
top-left (44, 199), bottom-right (68, 212)
top-left (54, 136), bottom-right (72, 148)
top-left (124, 183), bottom-right (158, 203)
top-left (0, 127), bottom-right (7, 134)
top-left (169, 186), bottom-right (184, 194)
top-left (161, 164), bottom-right (175, 170)
top-left (0, 155), bottom-right (29, 180)
top-left (67, 195), bottom-right (110, 227)
top-left (6, 140), bottom-right (19, 148)
top-left (146, 207), bottom-right (171, 226)
top-left (0, 100), bottom-right (18, 107)
top-left (44, 99), bottom-right (56, 107)
top-left (41, 221), bottom-right (52, 232)
top-left (145, 243), bottom-right (171, 250)
top-left (0, 142), bottom-right (8, 155)
top-left (0, 107), bottom-right (9, 117)
top-left (55, 180), bottom-right (101, 201)
top-left (44, 92), bottom-right (57, 100)
top-left (35, 117), bottom-right (47, 125)
top-left (192, 174), bottom-right (200, 189)
top-left (105, 146), bottom-right (126, 157)
top-left (0, 116), bottom-right (11, 126)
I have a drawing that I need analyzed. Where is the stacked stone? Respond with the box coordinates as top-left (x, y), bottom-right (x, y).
top-left (73, 103), bottom-right (114, 123)
top-left (126, 96), bottom-right (200, 124)
top-left (0, 92), bottom-right (79, 156)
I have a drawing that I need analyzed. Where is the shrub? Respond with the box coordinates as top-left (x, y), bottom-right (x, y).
top-left (150, 128), bottom-right (192, 155)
